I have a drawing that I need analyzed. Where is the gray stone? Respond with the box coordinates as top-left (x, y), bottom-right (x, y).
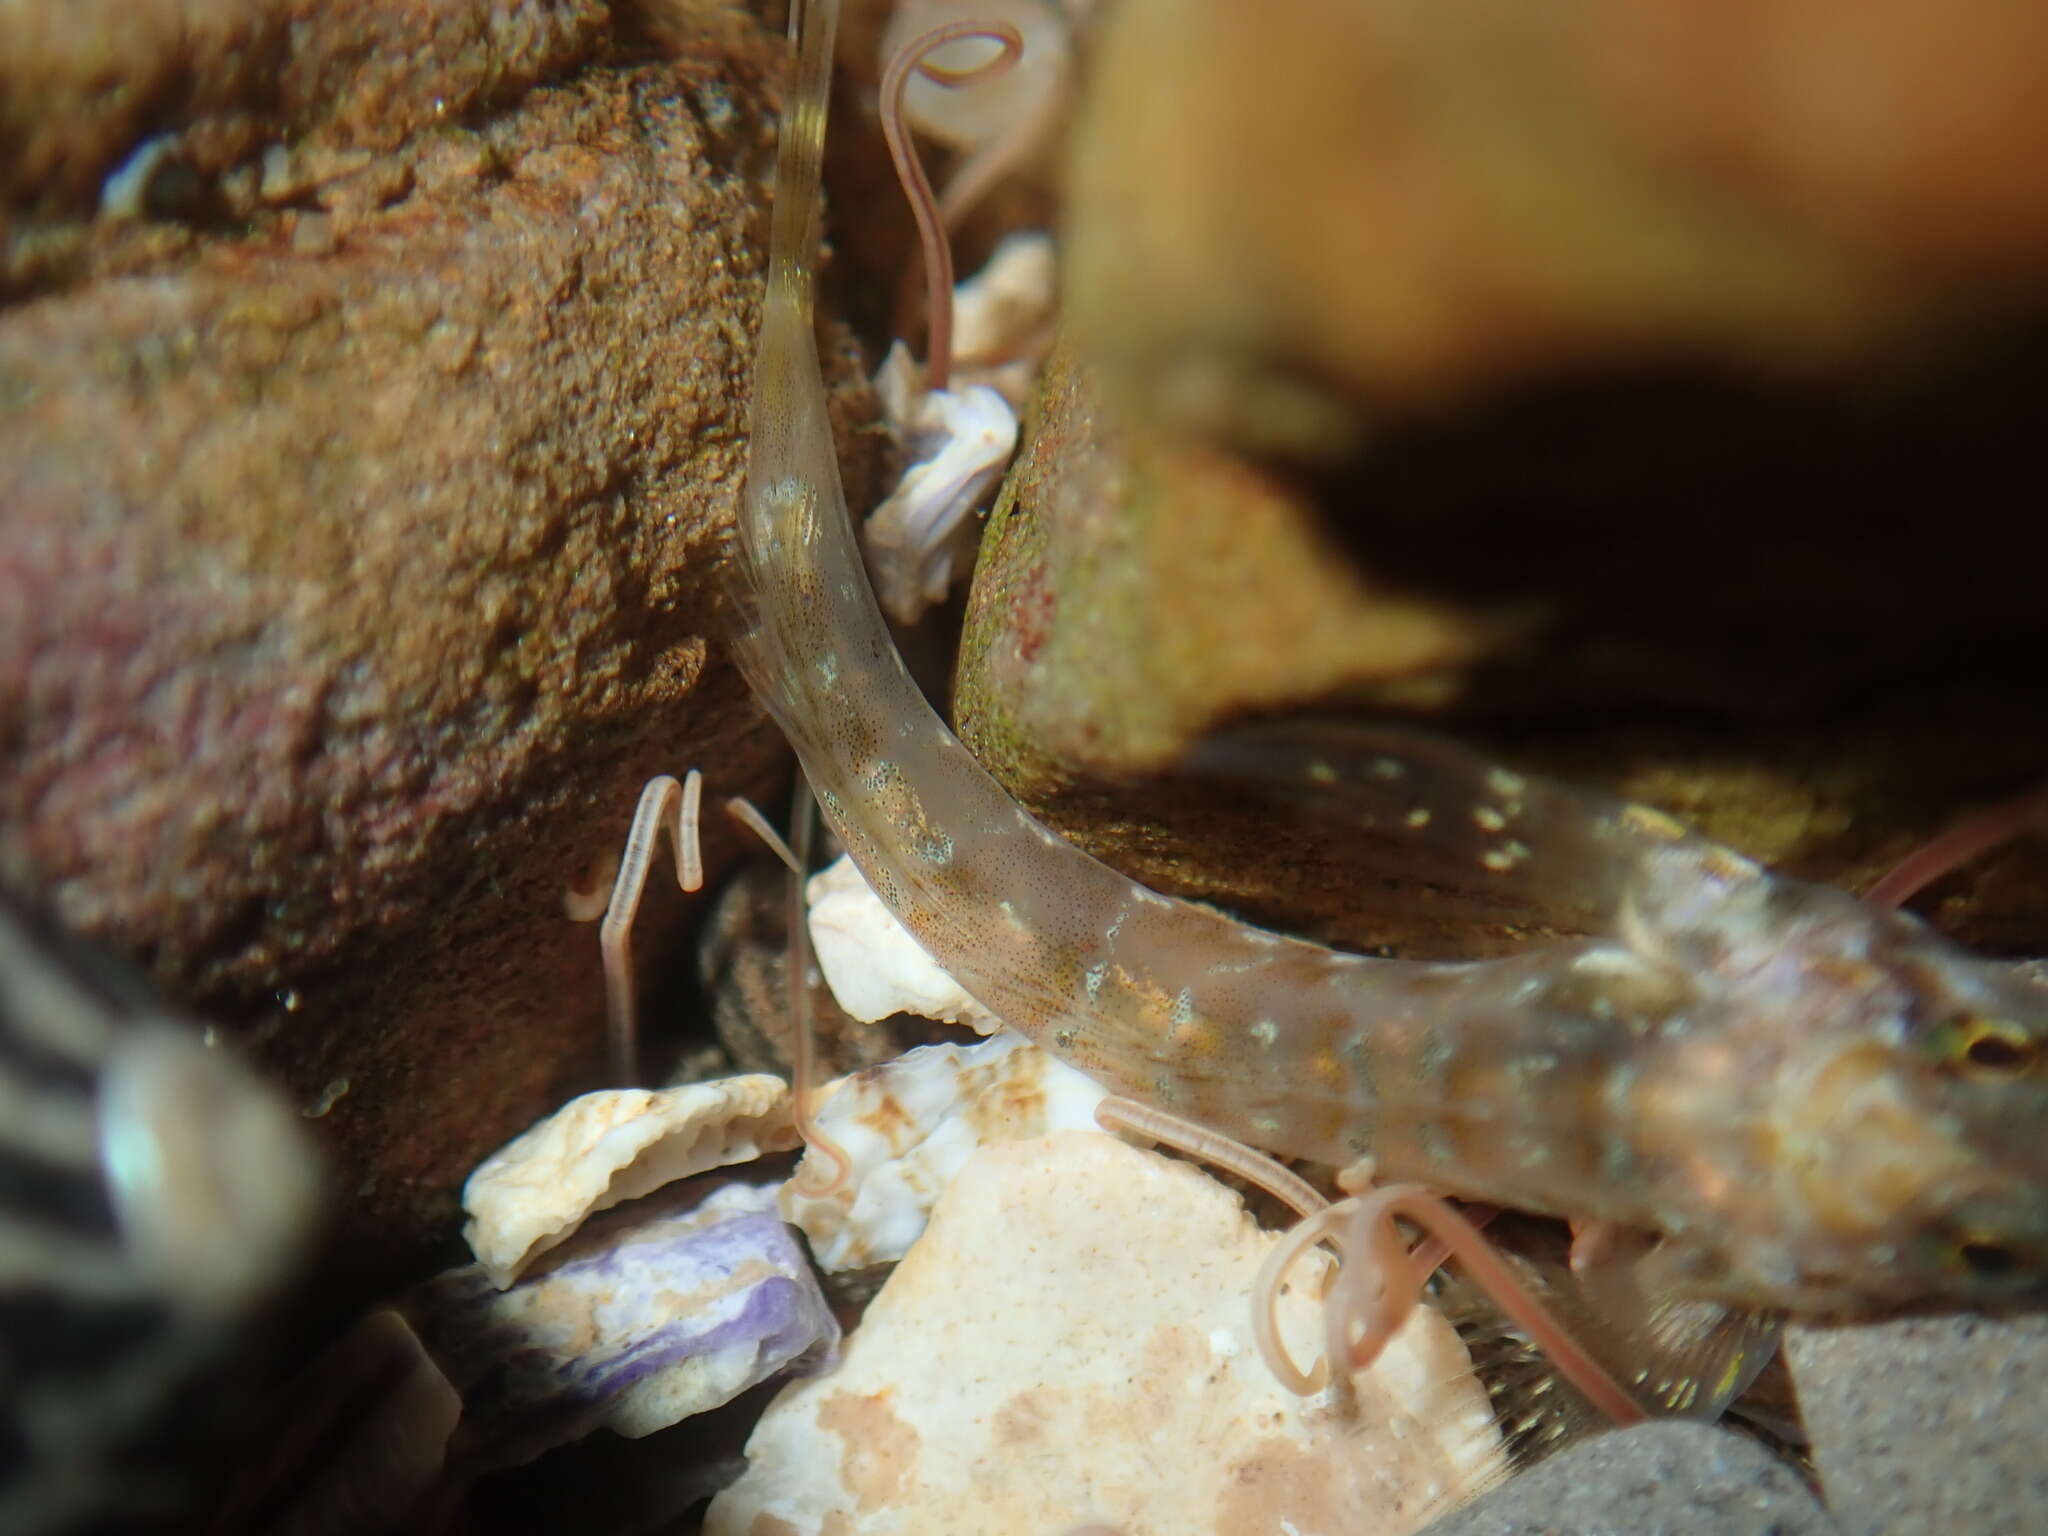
top-left (1422, 1422), bottom-right (1837, 1536)
top-left (1787, 1313), bottom-right (2048, 1534)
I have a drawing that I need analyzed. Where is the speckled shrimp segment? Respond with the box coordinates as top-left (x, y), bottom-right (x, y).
top-left (733, 0), bottom-right (1671, 1198)
top-left (737, 0), bottom-right (2048, 1312)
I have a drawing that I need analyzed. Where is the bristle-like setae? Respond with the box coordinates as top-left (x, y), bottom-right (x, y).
top-left (878, 17), bottom-right (1025, 387)
top-left (1430, 1228), bottom-right (1806, 1473)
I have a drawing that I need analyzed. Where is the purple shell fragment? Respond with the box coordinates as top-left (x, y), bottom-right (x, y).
top-left (410, 1179), bottom-right (836, 1470)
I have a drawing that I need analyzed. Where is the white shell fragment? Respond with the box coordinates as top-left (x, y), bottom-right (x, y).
top-left (861, 231), bottom-right (1053, 623)
top-left (782, 1033), bottom-right (1108, 1272)
top-left (415, 1180), bottom-right (837, 1471)
top-left (864, 353), bottom-right (1018, 624)
top-left (948, 230), bottom-right (1058, 399)
top-left (461, 1076), bottom-right (798, 1287)
top-left (711, 1134), bottom-right (1505, 1535)
top-left (805, 854), bottom-right (1001, 1033)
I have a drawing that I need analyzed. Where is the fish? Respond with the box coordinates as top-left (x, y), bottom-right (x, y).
top-left (0, 888), bottom-right (319, 1535)
top-left (729, 0), bottom-right (2048, 1338)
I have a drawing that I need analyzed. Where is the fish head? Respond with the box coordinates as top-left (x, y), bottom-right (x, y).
top-left (1751, 914), bottom-right (2048, 1310)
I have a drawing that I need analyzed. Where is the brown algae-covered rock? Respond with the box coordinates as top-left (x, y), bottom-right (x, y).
top-left (1063, 0), bottom-right (2048, 454)
top-left (956, 347), bottom-right (1507, 783)
top-left (0, 0), bottom-right (611, 295)
top-left (0, 5), bottom-right (881, 1292)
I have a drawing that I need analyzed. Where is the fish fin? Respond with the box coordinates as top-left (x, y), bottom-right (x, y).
top-left (1435, 1223), bottom-right (1781, 1461)
top-left (1571, 1231), bottom-right (1783, 1419)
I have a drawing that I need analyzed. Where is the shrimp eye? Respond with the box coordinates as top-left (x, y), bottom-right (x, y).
top-left (1945, 1018), bottom-right (2038, 1076)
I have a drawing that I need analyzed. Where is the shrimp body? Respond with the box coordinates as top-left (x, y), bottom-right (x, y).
top-left (734, 0), bottom-right (2048, 1314)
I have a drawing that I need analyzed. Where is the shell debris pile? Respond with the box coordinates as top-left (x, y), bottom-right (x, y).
top-left (710, 1132), bottom-right (1506, 1535)
top-left (429, 785), bottom-right (1504, 1523)
top-left (461, 1075), bottom-right (798, 1287)
top-left (783, 1031), bottom-right (1111, 1271)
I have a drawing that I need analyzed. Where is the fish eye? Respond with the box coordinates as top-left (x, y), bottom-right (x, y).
top-left (1940, 1017), bottom-right (2038, 1076)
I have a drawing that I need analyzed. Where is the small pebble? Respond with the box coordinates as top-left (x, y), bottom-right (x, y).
top-left (1787, 1313), bottom-right (2048, 1534)
top-left (1419, 1422), bottom-right (1840, 1536)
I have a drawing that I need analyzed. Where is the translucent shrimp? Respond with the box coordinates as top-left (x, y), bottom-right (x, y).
top-left (737, 0), bottom-right (2048, 1407)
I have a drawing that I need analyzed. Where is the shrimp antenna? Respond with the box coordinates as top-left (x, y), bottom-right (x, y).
top-left (725, 796), bottom-right (803, 874)
top-left (784, 776), bottom-right (853, 1196)
top-left (1117, 1096), bottom-right (1648, 1423)
top-left (1864, 779), bottom-right (2048, 909)
top-left (879, 18), bottom-right (1024, 389)
top-left (1275, 1182), bottom-right (1650, 1428)
top-left (590, 772), bottom-right (706, 1084)
top-left (1095, 1097), bottom-right (1330, 1219)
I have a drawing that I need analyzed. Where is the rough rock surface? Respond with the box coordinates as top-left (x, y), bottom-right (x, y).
top-left (1009, 0), bottom-right (2048, 963)
top-left (1786, 1313), bottom-right (2048, 1535)
top-left (0, 2), bottom-right (883, 1294)
top-left (708, 1131), bottom-right (1505, 1535)
top-left (1064, 0), bottom-right (2048, 453)
top-left (1419, 1422), bottom-right (1840, 1536)
top-left (1, 0), bottom-right (610, 296)
top-left (955, 348), bottom-right (2048, 960)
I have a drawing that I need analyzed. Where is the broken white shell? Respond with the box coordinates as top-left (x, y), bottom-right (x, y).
top-left (881, 1), bottom-right (1072, 155)
top-left (805, 854), bottom-right (1001, 1033)
top-left (781, 1033), bottom-right (1108, 1271)
top-left (863, 366), bottom-right (1018, 625)
top-left (713, 1133), bottom-right (1505, 1534)
top-left (461, 1075), bottom-right (798, 1287)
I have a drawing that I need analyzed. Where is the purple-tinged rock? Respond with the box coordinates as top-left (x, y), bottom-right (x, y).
top-left (411, 1180), bottom-right (836, 1471)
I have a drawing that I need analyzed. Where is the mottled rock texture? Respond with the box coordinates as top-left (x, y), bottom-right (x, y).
top-left (1787, 1314), bottom-right (2048, 1535)
top-left (0, 0), bottom-right (882, 1296)
top-left (3, 0), bottom-right (608, 295)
